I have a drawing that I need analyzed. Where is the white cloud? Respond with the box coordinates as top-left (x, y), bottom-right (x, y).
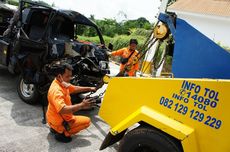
top-left (42, 0), bottom-right (161, 22)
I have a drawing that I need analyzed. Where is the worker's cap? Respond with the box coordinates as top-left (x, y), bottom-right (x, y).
top-left (129, 39), bottom-right (138, 45)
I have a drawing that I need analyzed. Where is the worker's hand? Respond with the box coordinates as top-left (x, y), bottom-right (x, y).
top-left (80, 98), bottom-right (93, 110)
top-left (90, 87), bottom-right (97, 92)
top-left (125, 65), bottom-right (132, 71)
top-left (133, 56), bottom-right (138, 64)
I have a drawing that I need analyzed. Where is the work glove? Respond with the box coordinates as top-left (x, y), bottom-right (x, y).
top-left (125, 64), bottom-right (132, 71)
top-left (107, 52), bottom-right (112, 58)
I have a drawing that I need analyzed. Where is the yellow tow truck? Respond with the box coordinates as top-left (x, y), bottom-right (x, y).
top-left (98, 1), bottom-right (230, 152)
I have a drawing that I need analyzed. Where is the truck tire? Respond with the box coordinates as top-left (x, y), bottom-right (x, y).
top-left (17, 75), bottom-right (40, 104)
top-left (119, 127), bottom-right (183, 152)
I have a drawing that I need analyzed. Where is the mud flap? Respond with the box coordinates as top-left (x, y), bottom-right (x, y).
top-left (99, 129), bottom-right (127, 150)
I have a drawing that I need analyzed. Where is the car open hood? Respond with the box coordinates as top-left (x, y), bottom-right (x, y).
top-left (58, 10), bottom-right (97, 28)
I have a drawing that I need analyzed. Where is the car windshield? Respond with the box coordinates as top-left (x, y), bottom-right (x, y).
top-left (51, 16), bottom-right (74, 41)
top-left (74, 24), bottom-right (101, 44)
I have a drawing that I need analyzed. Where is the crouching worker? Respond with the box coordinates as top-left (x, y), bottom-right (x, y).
top-left (46, 62), bottom-right (96, 143)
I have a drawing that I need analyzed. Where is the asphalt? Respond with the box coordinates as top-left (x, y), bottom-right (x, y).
top-left (0, 65), bottom-right (119, 152)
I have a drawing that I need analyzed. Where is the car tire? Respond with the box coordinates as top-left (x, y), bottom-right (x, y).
top-left (17, 75), bottom-right (40, 104)
top-left (118, 127), bottom-right (183, 152)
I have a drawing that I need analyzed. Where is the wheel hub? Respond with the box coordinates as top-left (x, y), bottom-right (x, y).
top-left (20, 79), bottom-right (35, 98)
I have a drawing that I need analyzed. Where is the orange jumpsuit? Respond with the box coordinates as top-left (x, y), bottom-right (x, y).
top-left (46, 79), bottom-right (90, 137)
top-left (111, 47), bottom-right (139, 76)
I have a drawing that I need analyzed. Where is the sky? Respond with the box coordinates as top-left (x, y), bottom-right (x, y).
top-left (42, 0), bottom-right (161, 23)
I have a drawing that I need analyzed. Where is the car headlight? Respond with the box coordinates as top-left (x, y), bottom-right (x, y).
top-left (99, 61), bottom-right (109, 70)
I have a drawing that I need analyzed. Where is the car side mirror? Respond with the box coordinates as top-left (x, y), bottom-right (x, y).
top-left (108, 43), bottom-right (113, 51)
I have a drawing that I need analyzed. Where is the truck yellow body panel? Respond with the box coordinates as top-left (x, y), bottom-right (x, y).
top-left (99, 77), bottom-right (230, 152)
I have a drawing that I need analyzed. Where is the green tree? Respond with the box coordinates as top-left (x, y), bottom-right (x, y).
top-left (37, 0), bottom-right (51, 7)
top-left (96, 18), bottom-right (119, 37)
top-left (122, 17), bottom-right (151, 35)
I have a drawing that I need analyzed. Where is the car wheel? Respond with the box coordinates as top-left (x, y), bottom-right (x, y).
top-left (17, 75), bottom-right (40, 104)
top-left (119, 127), bottom-right (183, 152)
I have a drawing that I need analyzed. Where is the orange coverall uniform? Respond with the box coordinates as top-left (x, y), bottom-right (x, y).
top-left (111, 47), bottom-right (139, 76)
top-left (46, 79), bottom-right (90, 137)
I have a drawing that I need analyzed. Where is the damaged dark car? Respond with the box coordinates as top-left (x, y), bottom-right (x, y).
top-left (0, 0), bottom-right (111, 104)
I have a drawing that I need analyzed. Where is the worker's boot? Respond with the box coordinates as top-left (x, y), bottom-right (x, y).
top-left (50, 128), bottom-right (58, 134)
top-left (54, 133), bottom-right (72, 143)
top-left (50, 128), bottom-right (72, 143)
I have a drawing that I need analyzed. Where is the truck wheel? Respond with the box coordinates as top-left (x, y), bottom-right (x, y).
top-left (119, 127), bottom-right (183, 152)
top-left (17, 75), bottom-right (40, 104)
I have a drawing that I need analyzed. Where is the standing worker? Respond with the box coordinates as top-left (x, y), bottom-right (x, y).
top-left (46, 62), bottom-right (96, 143)
top-left (110, 39), bottom-right (140, 76)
